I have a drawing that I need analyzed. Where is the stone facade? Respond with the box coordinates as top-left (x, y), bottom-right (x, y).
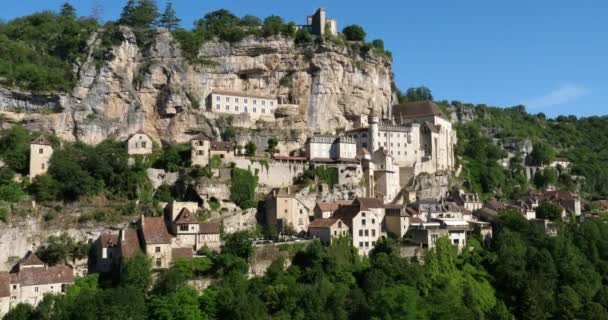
top-left (191, 134), bottom-right (211, 167)
top-left (29, 135), bottom-right (53, 179)
top-left (308, 218), bottom-right (348, 244)
top-left (300, 8), bottom-right (338, 36)
top-left (305, 135), bottom-right (356, 161)
top-left (332, 198), bottom-right (385, 256)
top-left (208, 91), bottom-right (277, 121)
top-left (265, 188), bottom-right (311, 234)
top-left (127, 130), bottom-right (153, 155)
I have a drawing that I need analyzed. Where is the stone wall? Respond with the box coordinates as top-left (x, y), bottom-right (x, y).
top-left (232, 158), bottom-right (307, 188)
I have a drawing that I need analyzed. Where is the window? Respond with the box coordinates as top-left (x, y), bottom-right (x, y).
top-left (453, 239), bottom-right (460, 244)
top-left (372, 241), bottom-right (376, 246)
top-left (35, 287), bottom-right (39, 292)
top-left (334, 230), bottom-right (337, 236)
top-left (41, 163), bottom-right (45, 169)
top-left (365, 242), bottom-right (369, 247)
top-left (359, 230), bottom-right (363, 236)
top-left (372, 219), bottom-right (375, 224)
top-left (155, 246), bottom-right (161, 253)
top-left (359, 242), bottom-right (363, 247)
top-left (338, 221), bottom-right (342, 228)
top-left (226, 97), bottom-right (230, 102)
top-left (372, 229), bottom-right (376, 237)
top-left (343, 230), bottom-right (346, 236)
top-left (156, 258), bottom-right (162, 267)
top-left (253, 99), bottom-right (257, 105)
top-left (142, 142), bottom-right (147, 148)
top-left (226, 105), bottom-right (230, 111)
top-left (244, 98), bottom-right (248, 104)
top-left (362, 219), bottom-right (366, 225)
top-left (253, 108), bottom-right (257, 113)
top-left (262, 108), bottom-right (265, 113)
top-left (244, 106), bottom-right (248, 112)
top-left (198, 150), bottom-right (204, 155)
top-left (39, 148), bottom-right (43, 154)
top-left (235, 97), bottom-right (239, 103)
top-left (298, 218), bottom-right (304, 225)
top-left (12, 285), bottom-right (16, 290)
top-left (216, 96), bottom-right (220, 101)
top-left (300, 209), bottom-right (303, 214)
top-left (364, 230), bottom-right (369, 236)
top-left (362, 142), bottom-right (367, 148)
top-left (216, 104), bottom-right (220, 110)
top-left (180, 224), bottom-right (188, 231)
top-left (384, 133), bottom-right (387, 137)
top-left (235, 106), bottom-right (239, 111)
top-left (362, 212), bottom-right (366, 217)
top-left (270, 101), bottom-right (274, 106)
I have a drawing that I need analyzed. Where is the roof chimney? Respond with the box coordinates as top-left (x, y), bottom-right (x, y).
top-left (287, 187), bottom-right (291, 195)
top-left (120, 229), bottom-right (125, 241)
top-left (140, 214), bottom-right (145, 227)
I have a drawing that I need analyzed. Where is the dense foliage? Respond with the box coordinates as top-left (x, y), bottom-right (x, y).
top-left (455, 103), bottom-right (608, 199)
top-left (230, 168), bottom-right (259, 209)
top-left (0, 3), bottom-right (98, 91)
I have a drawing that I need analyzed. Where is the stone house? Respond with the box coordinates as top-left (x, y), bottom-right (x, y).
top-left (208, 90), bottom-right (277, 120)
top-left (170, 208), bottom-right (221, 251)
top-left (198, 222), bottom-right (221, 249)
top-left (141, 216), bottom-right (174, 269)
top-left (313, 200), bottom-right (353, 219)
top-left (127, 130), bottom-right (153, 155)
top-left (541, 190), bottom-right (581, 217)
top-left (29, 135), bottom-right (53, 179)
top-left (209, 141), bottom-right (234, 161)
top-left (407, 218), bottom-right (469, 251)
top-left (191, 134), bottom-right (211, 167)
top-left (331, 197), bottom-right (385, 256)
top-left (450, 188), bottom-right (482, 212)
top-left (308, 218), bottom-right (348, 244)
top-left (6, 252), bottom-right (74, 310)
top-left (265, 187), bottom-right (311, 234)
top-left (384, 205), bottom-right (414, 238)
top-left (95, 233), bottom-right (120, 273)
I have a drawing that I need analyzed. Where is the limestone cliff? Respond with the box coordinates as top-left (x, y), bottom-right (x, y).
top-left (0, 27), bottom-right (394, 144)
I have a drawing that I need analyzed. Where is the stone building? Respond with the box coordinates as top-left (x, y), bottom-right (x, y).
top-left (362, 148), bottom-right (401, 203)
top-left (207, 90), bottom-right (277, 121)
top-left (308, 218), bottom-right (348, 244)
top-left (298, 8), bottom-right (338, 36)
top-left (5, 252), bottom-right (74, 310)
top-left (541, 190), bottom-right (581, 217)
top-left (313, 200), bottom-right (353, 219)
top-left (383, 205), bottom-right (414, 238)
top-left (0, 272), bottom-right (9, 316)
top-left (191, 134), bottom-right (211, 167)
top-left (265, 187), bottom-right (311, 234)
top-left (29, 135), bottom-right (53, 179)
top-left (127, 130), bottom-right (153, 155)
top-left (141, 216), bottom-right (174, 269)
top-left (93, 229), bottom-right (141, 273)
top-left (305, 135), bottom-right (356, 162)
top-left (331, 197), bottom-right (385, 256)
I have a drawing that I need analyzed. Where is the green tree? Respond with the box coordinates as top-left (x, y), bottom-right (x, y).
top-left (294, 28), bottom-right (312, 44)
top-left (120, 253), bottom-right (152, 292)
top-left (262, 15), bottom-right (284, 37)
top-left (148, 286), bottom-right (204, 320)
top-left (2, 303), bottom-right (34, 320)
top-left (266, 138), bottom-right (278, 155)
top-left (230, 168), bottom-right (258, 208)
top-left (158, 2), bottom-right (180, 30)
top-left (119, 0), bottom-right (158, 28)
top-left (245, 141), bottom-right (257, 157)
top-left (535, 202), bottom-right (563, 220)
top-left (0, 125), bottom-right (32, 174)
top-left (36, 233), bottom-right (90, 265)
top-left (59, 2), bottom-right (77, 20)
top-left (402, 86), bottom-right (434, 102)
top-left (530, 142), bottom-right (556, 166)
top-left (371, 38), bottom-right (384, 50)
top-left (342, 24), bottom-right (366, 41)
top-left (239, 14), bottom-right (262, 28)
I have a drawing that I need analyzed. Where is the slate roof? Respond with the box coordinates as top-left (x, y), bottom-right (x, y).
top-left (191, 134), bottom-right (210, 141)
top-left (542, 190), bottom-right (578, 201)
top-left (0, 272), bottom-right (9, 298)
top-left (391, 100), bottom-right (446, 120)
top-left (199, 222), bottom-right (220, 234)
top-left (10, 266), bottom-right (74, 286)
top-left (355, 197), bottom-right (385, 211)
top-left (142, 217), bottom-right (172, 245)
top-left (332, 197), bottom-right (384, 225)
top-left (210, 141), bottom-right (232, 152)
top-left (171, 248), bottom-right (193, 259)
top-left (315, 200), bottom-right (353, 213)
top-left (174, 208), bottom-right (198, 225)
top-left (308, 218), bottom-right (340, 228)
top-left (120, 229), bottom-right (141, 258)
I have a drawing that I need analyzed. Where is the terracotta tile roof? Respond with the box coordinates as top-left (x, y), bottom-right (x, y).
top-left (355, 197), bottom-right (384, 210)
top-left (542, 190), bottom-right (578, 201)
top-left (10, 265), bottom-right (74, 286)
top-left (593, 200), bottom-right (608, 209)
top-left (199, 222), bottom-right (220, 234)
top-left (32, 134), bottom-right (51, 146)
top-left (0, 272), bottom-right (9, 298)
top-left (99, 233), bottom-right (119, 249)
top-left (210, 141), bottom-right (232, 152)
top-left (316, 200), bottom-right (353, 213)
top-left (119, 229), bottom-right (141, 258)
top-left (142, 217), bottom-right (172, 245)
top-left (20, 251), bottom-right (45, 267)
top-left (308, 218), bottom-right (339, 228)
top-left (391, 100), bottom-right (446, 120)
top-left (174, 208), bottom-right (198, 225)
top-left (172, 248), bottom-right (193, 259)
top-left (211, 90), bottom-right (275, 100)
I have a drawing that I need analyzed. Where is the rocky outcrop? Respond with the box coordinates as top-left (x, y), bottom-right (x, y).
top-left (0, 28), bottom-right (393, 144)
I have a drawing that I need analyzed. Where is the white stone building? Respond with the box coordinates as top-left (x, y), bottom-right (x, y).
top-left (305, 135), bottom-right (357, 162)
top-left (208, 90), bottom-right (277, 121)
top-left (29, 135), bottom-right (53, 179)
top-left (127, 130), bottom-right (153, 155)
top-left (332, 197), bottom-right (385, 256)
top-left (298, 8), bottom-right (338, 36)
top-left (363, 148), bottom-right (401, 203)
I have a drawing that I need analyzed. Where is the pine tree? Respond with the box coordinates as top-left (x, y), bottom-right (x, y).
top-left (159, 2), bottom-right (180, 30)
top-left (60, 2), bottom-right (76, 20)
top-left (119, 0), bottom-right (158, 28)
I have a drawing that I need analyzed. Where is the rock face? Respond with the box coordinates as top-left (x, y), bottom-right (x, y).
top-left (0, 28), bottom-right (394, 144)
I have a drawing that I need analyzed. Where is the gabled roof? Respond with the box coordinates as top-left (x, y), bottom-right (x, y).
top-left (119, 229), bottom-right (141, 258)
top-left (172, 248), bottom-right (193, 259)
top-left (174, 208), bottom-right (198, 225)
top-left (128, 129), bottom-right (150, 140)
top-left (391, 100), bottom-right (446, 120)
top-left (315, 200), bottom-right (353, 213)
top-left (20, 251), bottom-right (45, 267)
top-left (210, 141), bottom-right (232, 151)
top-left (593, 200), bottom-right (608, 209)
top-left (0, 272), bottom-right (9, 298)
top-left (31, 134), bottom-right (51, 146)
top-left (354, 197), bottom-right (384, 211)
top-left (332, 197), bottom-right (384, 225)
top-left (308, 218), bottom-right (341, 228)
top-left (199, 222), bottom-right (220, 234)
top-left (542, 190), bottom-right (578, 202)
top-left (142, 217), bottom-right (172, 245)
top-left (98, 233), bottom-right (119, 249)
top-left (10, 265), bottom-right (74, 286)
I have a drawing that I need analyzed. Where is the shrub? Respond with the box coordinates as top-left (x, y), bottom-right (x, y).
top-left (295, 28), bottom-right (313, 44)
top-left (245, 142), bottom-right (257, 157)
top-left (342, 24), bottom-right (366, 41)
top-left (230, 168), bottom-right (258, 209)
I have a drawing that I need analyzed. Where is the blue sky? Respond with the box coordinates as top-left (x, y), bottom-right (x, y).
top-left (2, 0), bottom-right (607, 117)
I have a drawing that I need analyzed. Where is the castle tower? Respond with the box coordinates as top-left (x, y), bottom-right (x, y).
top-left (29, 135), bottom-right (53, 179)
top-left (368, 110), bottom-right (380, 154)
